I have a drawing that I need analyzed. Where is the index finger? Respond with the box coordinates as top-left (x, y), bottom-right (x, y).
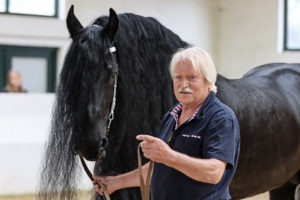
top-left (136, 134), bottom-right (157, 142)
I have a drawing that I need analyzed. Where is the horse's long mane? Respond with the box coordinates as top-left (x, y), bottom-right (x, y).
top-left (39, 11), bottom-right (187, 200)
top-left (39, 15), bottom-right (110, 200)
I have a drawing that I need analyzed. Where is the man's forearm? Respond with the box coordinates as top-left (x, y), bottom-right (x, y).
top-left (114, 162), bottom-right (151, 190)
top-left (165, 151), bottom-right (226, 184)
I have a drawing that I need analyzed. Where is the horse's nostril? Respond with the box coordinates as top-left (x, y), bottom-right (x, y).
top-left (101, 137), bottom-right (108, 149)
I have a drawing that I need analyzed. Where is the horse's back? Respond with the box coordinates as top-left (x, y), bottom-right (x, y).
top-left (243, 63), bottom-right (300, 79)
top-left (218, 63), bottom-right (300, 198)
top-left (242, 63), bottom-right (300, 122)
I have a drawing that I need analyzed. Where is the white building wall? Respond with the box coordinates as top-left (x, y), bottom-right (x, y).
top-left (217, 0), bottom-right (300, 78)
top-left (0, 94), bottom-right (94, 194)
top-left (0, 94), bottom-right (54, 194)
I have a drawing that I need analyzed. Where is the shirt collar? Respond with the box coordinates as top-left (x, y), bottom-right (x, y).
top-left (170, 103), bottom-right (182, 129)
top-left (170, 102), bottom-right (199, 129)
top-left (170, 92), bottom-right (215, 121)
top-left (195, 92), bottom-right (215, 119)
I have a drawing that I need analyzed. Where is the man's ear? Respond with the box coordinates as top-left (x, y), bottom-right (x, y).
top-left (208, 82), bottom-right (213, 91)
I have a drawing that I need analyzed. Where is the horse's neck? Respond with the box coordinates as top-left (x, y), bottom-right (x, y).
top-left (216, 74), bottom-right (247, 112)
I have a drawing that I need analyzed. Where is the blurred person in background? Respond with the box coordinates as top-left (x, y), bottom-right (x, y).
top-left (1, 70), bottom-right (27, 93)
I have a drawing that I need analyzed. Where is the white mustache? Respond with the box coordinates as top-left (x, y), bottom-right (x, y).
top-left (178, 87), bottom-right (194, 94)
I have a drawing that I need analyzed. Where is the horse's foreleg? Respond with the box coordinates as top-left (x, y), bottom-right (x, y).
top-left (269, 182), bottom-right (297, 200)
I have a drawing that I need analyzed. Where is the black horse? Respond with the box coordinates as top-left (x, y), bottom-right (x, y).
top-left (39, 6), bottom-right (300, 200)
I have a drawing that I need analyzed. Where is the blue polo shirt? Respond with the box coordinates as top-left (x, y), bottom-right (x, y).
top-left (150, 92), bottom-right (240, 200)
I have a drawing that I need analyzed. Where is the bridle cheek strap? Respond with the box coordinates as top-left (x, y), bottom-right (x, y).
top-left (106, 71), bottom-right (118, 135)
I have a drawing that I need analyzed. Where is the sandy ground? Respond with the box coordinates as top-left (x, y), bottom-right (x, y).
top-left (243, 192), bottom-right (269, 200)
top-left (0, 191), bottom-right (93, 200)
top-left (0, 191), bottom-right (269, 200)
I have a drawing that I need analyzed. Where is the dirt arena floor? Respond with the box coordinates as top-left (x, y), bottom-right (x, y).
top-left (0, 191), bottom-right (269, 200)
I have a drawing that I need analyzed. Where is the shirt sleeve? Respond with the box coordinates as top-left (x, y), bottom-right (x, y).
top-left (202, 113), bottom-right (239, 169)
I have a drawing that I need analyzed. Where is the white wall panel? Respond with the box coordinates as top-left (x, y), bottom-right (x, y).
top-left (217, 0), bottom-right (300, 78)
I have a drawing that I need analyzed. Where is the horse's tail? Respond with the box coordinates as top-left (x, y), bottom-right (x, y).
top-left (38, 94), bottom-right (81, 200)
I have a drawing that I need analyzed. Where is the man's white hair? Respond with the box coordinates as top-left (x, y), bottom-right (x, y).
top-left (169, 47), bottom-right (217, 93)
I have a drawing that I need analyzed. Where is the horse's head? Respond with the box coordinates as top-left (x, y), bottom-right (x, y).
top-left (61, 6), bottom-right (119, 161)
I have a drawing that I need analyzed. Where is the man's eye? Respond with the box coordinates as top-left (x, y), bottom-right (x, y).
top-left (189, 76), bottom-right (197, 80)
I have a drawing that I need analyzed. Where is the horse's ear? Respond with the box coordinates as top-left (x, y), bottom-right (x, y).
top-left (67, 5), bottom-right (83, 39)
top-left (104, 8), bottom-right (119, 42)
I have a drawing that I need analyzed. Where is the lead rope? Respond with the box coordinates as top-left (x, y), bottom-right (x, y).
top-left (79, 143), bottom-right (153, 200)
top-left (138, 143), bottom-right (154, 200)
top-left (78, 151), bottom-right (111, 200)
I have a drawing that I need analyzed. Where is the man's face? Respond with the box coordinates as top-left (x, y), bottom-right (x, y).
top-left (173, 59), bottom-right (211, 107)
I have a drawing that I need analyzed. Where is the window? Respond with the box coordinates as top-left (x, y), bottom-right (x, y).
top-left (0, 46), bottom-right (57, 93)
top-left (0, 0), bottom-right (58, 17)
top-left (284, 0), bottom-right (300, 50)
top-left (0, 0), bottom-right (6, 12)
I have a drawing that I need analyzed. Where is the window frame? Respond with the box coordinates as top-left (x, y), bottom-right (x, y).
top-left (0, 0), bottom-right (58, 18)
top-left (0, 45), bottom-right (57, 93)
top-left (283, 0), bottom-right (300, 50)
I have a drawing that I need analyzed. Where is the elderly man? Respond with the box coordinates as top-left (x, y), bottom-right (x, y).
top-left (93, 47), bottom-right (240, 200)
